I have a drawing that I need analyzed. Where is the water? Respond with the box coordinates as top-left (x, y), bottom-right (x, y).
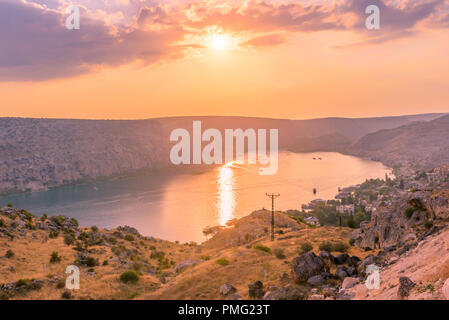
top-left (0, 152), bottom-right (391, 242)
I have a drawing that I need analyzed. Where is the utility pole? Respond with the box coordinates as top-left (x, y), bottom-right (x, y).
top-left (266, 193), bottom-right (280, 241)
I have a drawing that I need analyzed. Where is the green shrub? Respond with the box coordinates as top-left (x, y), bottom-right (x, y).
top-left (349, 238), bottom-right (356, 246)
top-left (15, 279), bottom-right (33, 289)
top-left (319, 241), bottom-right (333, 252)
top-left (56, 279), bottom-right (65, 289)
top-left (299, 242), bottom-right (313, 254)
top-left (7, 203), bottom-right (13, 208)
top-left (49, 231), bottom-right (59, 238)
top-left (64, 233), bottom-right (75, 246)
top-left (273, 248), bottom-right (286, 259)
top-left (91, 226), bottom-right (99, 232)
top-left (61, 291), bottom-right (72, 299)
top-left (404, 207), bottom-right (415, 219)
top-left (346, 219), bottom-right (356, 229)
top-left (84, 256), bottom-right (99, 267)
top-left (424, 221), bottom-right (434, 229)
top-left (124, 234), bottom-right (135, 242)
top-left (253, 244), bottom-right (271, 253)
top-left (120, 270), bottom-right (139, 283)
top-left (364, 247), bottom-right (373, 251)
top-left (102, 260), bottom-right (109, 266)
top-left (200, 254), bottom-right (210, 261)
top-left (215, 258), bottom-right (229, 266)
top-left (333, 241), bottom-right (349, 253)
top-left (50, 215), bottom-right (66, 227)
top-left (0, 218), bottom-right (5, 227)
top-left (5, 249), bottom-right (14, 258)
top-left (50, 252), bottom-right (62, 263)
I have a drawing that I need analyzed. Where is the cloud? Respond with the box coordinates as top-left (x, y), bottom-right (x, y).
top-left (0, 0), bottom-right (184, 81)
top-left (2, 0), bottom-right (449, 81)
top-left (242, 33), bottom-right (285, 47)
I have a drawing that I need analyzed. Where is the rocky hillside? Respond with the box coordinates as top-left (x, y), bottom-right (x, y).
top-left (348, 114), bottom-right (449, 169)
top-left (2, 204), bottom-right (449, 300)
top-left (0, 113), bottom-right (443, 194)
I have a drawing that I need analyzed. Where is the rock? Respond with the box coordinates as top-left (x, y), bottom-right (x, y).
top-left (174, 259), bottom-right (198, 273)
top-left (263, 287), bottom-right (286, 300)
top-left (346, 266), bottom-right (357, 276)
top-left (248, 281), bottom-right (265, 299)
top-left (357, 255), bottom-right (376, 274)
top-left (308, 294), bottom-right (325, 300)
top-left (307, 275), bottom-right (325, 286)
top-left (335, 267), bottom-right (348, 280)
top-left (397, 277), bottom-right (415, 299)
top-left (395, 245), bottom-right (410, 256)
top-left (442, 278), bottom-right (449, 300)
top-left (341, 277), bottom-right (360, 290)
top-left (348, 255), bottom-right (361, 267)
top-left (292, 252), bottom-right (325, 283)
top-left (226, 294), bottom-right (242, 300)
top-left (334, 253), bottom-right (350, 265)
top-left (320, 272), bottom-right (333, 280)
top-left (384, 245), bottom-right (396, 252)
top-left (219, 284), bottom-right (237, 296)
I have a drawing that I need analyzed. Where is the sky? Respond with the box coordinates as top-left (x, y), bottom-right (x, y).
top-left (1, 0), bottom-right (449, 120)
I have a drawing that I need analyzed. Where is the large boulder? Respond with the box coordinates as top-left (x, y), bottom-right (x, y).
top-left (292, 252), bottom-right (325, 283)
top-left (307, 275), bottom-right (325, 286)
top-left (248, 281), bottom-right (265, 299)
top-left (397, 277), bottom-right (415, 300)
top-left (174, 259), bottom-right (198, 273)
top-left (341, 277), bottom-right (360, 290)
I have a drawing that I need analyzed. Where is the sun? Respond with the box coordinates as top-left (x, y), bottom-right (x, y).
top-left (210, 34), bottom-right (230, 51)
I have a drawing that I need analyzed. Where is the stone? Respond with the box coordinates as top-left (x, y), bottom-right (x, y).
top-left (308, 294), bottom-right (325, 300)
top-left (397, 277), bottom-right (415, 299)
top-left (248, 281), bottom-right (265, 299)
top-left (219, 284), bottom-right (237, 296)
top-left (346, 266), bottom-right (357, 276)
top-left (307, 275), bottom-right (325, 286)
top-left (335, 267), bottom-right (348, 280)
top-left (292, 252), bottom-right (325, 283)
top-left (226, 294), bottom-right (242, 300)
top-left (174, 259), bottom-right (198, 273)
top-left (341, 277), bottom-right (360, 290)
top-left (334, 253), bottom-right (350, 265)
top-left (442, 278), bottom-right (449, 300)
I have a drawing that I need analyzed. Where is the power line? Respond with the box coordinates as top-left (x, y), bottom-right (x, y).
top-left (266, 193), bottom-right (280, 241)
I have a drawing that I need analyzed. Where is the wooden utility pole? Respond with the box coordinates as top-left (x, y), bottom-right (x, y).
top-left (266, 193), bottom-right (280, 241)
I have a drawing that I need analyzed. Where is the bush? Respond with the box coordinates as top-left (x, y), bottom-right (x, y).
top-left (120, 270), bottom-right (139, 283)
top-left (50, 215), bottom-right (66, 227)
top-left (404, 207), bottom-right (415, 219)
top-left (91, 226), bottom-right (99, 233)
top-left (49, 231), bottom-right (59, 238)
top-left (84, 256), bottom-right (99, 267)
top-left (124, 234), bottom-right (135, 242)
top-left (50, 252), bottom-right (62, 263)
top-left (7, 203), bottom-right (13, 208)
top-left (253, 244), bottom-right (271, 253)
top-left (61, 291), bottom-right (72, 299)
top-left (319, 242), bottom-right (333, 252)
top-left (349, 238), bottom-right (356, 246)
top-left (56, 279), bottom-right (65, 289)
top-left (364, 247), bottom-right (372, 252)
top-left (273, 248), bottom-right (286, 259)
top-left (215, 258), bottom-right (229, 266)
top-left (200, 255), bottom-right (210, 261)
top-left (299, 242), bottom-right (313, 254)
top-left (333, 241), bottom-right (349, 253)
top-left (346, 219), bottom-right (356, 229)
top-left (424, 221), bottom-right (434, 229)
top-left (103, 260), bottom-right (109, 266)
top-left (5, 249), bottom-right (14, 258)
top-left (64, 233), bottom-right (75, 246)
top-left (0, 218), bottom-right (5, 227)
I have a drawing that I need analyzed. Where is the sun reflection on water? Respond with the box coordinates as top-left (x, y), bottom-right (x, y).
top-left (217, 162), bottom-right (236, 226)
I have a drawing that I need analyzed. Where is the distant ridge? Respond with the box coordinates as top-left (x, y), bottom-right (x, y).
top-left (0, 113), bottom-right (446, 194)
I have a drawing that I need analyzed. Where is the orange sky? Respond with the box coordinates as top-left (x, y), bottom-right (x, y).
top-left (1, 0), bottom-right (449, 119)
